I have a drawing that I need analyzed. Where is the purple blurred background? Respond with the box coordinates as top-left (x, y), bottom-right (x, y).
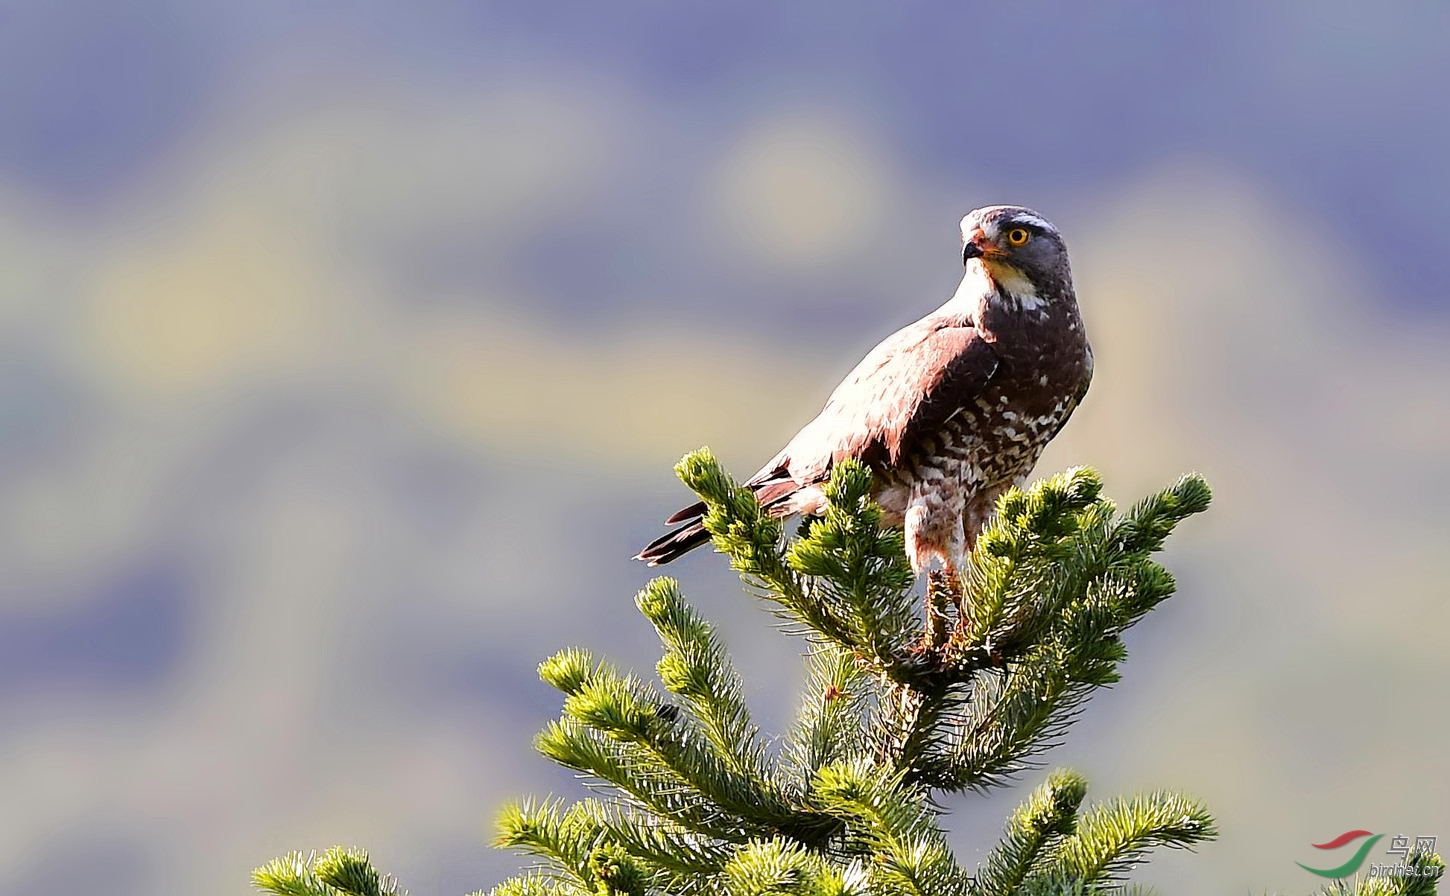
top-left (0, 3), bottom-right (1446, 894)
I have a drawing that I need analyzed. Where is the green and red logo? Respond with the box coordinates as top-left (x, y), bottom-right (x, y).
top-left (1297, 830), bottom-right (1383, 878)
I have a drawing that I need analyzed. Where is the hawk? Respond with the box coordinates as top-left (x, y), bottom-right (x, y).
top-left (636, 206), bottom-right (1092, 597)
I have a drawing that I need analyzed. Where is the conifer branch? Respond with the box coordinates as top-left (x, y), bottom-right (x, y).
top-left (719, 839), bottom-right (848, 896)
top-left (540, 712), bottom-right (772, 841)
top-left (494, 798), bottom-right (606, 889)
top-left (974, 769), bottom-right (1088, 896)
top-left (926, 592), bottom-right (1126, 789)
top-left (785, 461), bottom-right (919, 670)
top-left (677, 450), bottom-right (919, 680)
top-left (254, 457), bottom-right (1280, 896)
top-left (872, 678), bottom-right (962, 784)
top-left (674, 451), bottom-right (801, 607)
top-left (588, 807), bottom-right (733, 880)
top-left (810, 761), bottom-right (966, 896)
top-left (636, 578), bottom-right (772, 784)
top-left (1025, 791), bottom-right (1216, 885)
top-left (253, 848), bottom-right (404, 896)
top-left (541, 663), bottom-right (824, 844)
top-left (482, 873), bottom-right (590, 896)
top-left (785, 644), bottom-right (870, 782)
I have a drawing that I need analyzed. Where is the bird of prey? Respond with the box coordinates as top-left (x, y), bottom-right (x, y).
top-left (636, 205), bottom-right (1092, 599)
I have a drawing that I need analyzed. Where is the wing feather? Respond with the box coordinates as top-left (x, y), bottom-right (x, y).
top-left (758, 317), bottom-right (999, 486)
top-left (635, 316), bottom-right (998, 566)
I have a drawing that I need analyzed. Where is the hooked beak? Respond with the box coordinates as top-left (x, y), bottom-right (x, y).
top-left (963, 227), bottom-right (988, 265)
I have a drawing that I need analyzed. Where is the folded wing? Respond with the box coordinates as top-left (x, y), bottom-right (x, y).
top-left (635, 318), bottom-right (999, 565)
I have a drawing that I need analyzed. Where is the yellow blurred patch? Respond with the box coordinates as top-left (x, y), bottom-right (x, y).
top-left (706, 114), bottom-right (890, 273)
top-left (401, 307), bottom-right (834, 470)
top-left (86, 215), bottom-right (324, 395)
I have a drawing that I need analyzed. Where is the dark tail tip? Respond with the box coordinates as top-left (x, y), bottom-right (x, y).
top-left (634, 520), bottom-right (712, 566)
top-left (664, 500), bottom-right (707, 525)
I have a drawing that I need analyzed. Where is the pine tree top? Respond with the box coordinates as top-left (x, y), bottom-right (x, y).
top-left (254, 455), bottom-right (1445, 896)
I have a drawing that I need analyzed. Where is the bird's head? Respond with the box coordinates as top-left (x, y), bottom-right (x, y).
top-left (959, 206), bottom-right (1073, 309)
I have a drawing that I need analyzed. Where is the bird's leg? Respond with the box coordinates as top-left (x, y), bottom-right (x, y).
top-left (947, 505), bottom-right (988, 635)
top-left (923, 569), bottom-right (952, 651)
top-left (942, 560), bottom-right (966, 619)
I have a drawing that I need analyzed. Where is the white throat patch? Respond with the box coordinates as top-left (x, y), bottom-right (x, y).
top-left (987, 262), bottom-right (1048, 313)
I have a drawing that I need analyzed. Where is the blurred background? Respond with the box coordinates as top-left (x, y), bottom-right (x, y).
top-left (1, 3), bottom-right (1447, 894)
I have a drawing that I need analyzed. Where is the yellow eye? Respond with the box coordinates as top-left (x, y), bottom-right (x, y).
top-left (1006, 227), bottom-right (1031, 247)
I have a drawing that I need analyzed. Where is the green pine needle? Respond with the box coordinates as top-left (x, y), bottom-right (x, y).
top-left (787, 645), bottom-right (869, 780)
top-left (722, 838), bottom-right (865, 896)
top-left (1029, 791), bottom-right (1216, 885)
top-left (676, 448), bottom-right (790, 586)
top-left (315, 848), bottom-right (392, 896)
top-left (253, 848), bottom-right (404, 896)
top-left (975, 769), bottom-right (1089, 895)
top-left (540, 648), bottom-right (599, 696)
top-left (260, 457), bottom-right (1228, 896)
top-left (254, 852), bottom-right (331, 896)
top-left (483, 874), bottom-right (590, 896)
top-left (636, 576), bottom-right (771, 782)
top-left (810, 761), bottom-right (965, 896)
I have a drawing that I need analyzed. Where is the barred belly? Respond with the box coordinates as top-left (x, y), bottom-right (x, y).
top-left (871, 393), bottom-right (1071, 574)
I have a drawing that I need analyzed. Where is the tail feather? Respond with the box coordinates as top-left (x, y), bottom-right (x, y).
top-left (634, 474), bottom-right (803, 566)
top-left (664, 500), bottom-right (706, 525)
top-left (634, 516), bottom-right (712, 566)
